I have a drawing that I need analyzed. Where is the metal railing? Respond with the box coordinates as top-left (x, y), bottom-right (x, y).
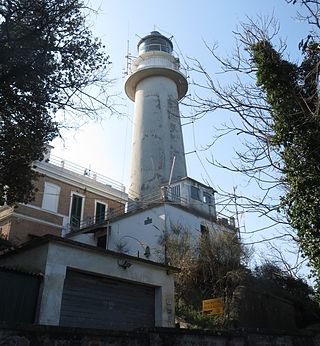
top-left (67, 184), bottom-right (219, 234)
top-left (45, 155), bottom-right (125, 192)
top-left (68, 206), bottom-right (126, 233)
top-left (67, 188), bottom-right (188, 233)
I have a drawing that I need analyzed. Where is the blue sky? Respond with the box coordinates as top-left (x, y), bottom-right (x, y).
top-left (52, 0), bottom-right (313, 270)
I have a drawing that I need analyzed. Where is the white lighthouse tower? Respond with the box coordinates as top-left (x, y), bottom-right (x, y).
top-left (125, 31), bottom-right (188, 202)
top-left (97, 31), bottom-right (223, 261)
top-left (69, 32), bottom-right (233, 265)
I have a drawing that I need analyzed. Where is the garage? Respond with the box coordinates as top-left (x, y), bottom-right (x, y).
top-left (59, 269), bottom-right (155, 330)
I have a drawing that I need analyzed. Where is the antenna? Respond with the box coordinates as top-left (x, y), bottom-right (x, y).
top-left (168, 156), bottom-right (176, 186)
top-left (124, 40), bottom-right (131, 76)
top-left (233, 186), bottom-right (242, 240)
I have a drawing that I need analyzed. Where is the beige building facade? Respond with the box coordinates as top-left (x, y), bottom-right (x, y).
top-left (0, 148), bottom-right (128, 245)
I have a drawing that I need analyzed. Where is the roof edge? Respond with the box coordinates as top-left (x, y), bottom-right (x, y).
top-left (0, 234), bottom-right (180, 273)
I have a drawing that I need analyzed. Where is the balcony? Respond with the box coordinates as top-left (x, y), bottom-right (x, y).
top-left (70, 178), bottom-right (218, 234)
top-left (37, 154), bottom-right (126, 193)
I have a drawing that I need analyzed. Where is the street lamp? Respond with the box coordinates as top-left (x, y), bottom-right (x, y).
top-left (118, 235), bottom-right (151, 258)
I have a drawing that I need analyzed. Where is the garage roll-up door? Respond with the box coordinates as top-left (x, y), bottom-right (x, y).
top-left (60, 269), bottom-right (155, 330)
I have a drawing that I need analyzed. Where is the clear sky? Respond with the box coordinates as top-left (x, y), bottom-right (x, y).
top-left (52, 0), bottom-right (312, 271)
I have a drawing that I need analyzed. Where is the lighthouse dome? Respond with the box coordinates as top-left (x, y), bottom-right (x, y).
top-left (138, 31), bottom-right (173, 55)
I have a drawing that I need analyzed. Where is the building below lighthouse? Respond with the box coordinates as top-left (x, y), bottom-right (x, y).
top-left (68, 31), bottom-right (236, 263)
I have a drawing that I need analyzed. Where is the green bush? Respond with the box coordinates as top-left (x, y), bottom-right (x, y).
top-left (176, 301), bottom-right (223, 329)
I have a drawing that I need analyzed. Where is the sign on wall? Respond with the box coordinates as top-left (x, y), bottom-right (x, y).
top-left (202, 297), bottom-right (224, 315)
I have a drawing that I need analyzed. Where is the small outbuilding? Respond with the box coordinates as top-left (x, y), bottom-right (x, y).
top-left (0, 235), bottom-right (178, 330)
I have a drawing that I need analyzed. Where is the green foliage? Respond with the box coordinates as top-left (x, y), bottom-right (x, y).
top-left (253, 262), bottom-right (314, 300)
top-left (0, 0), bottom-right (110, 205)
top-left (251, 40), bottom-right (320, 300)
top-left (197, 230), bottom-right (250, 299)
top-left (164, 225), bottom-right (319, 328)
top-left (162, 224), bottom-right (250, 323)
top-left (252, 261), bottom-right (320, 328)
top-left (160, 224), bottom-right (200, 304)
top-left (176, 301), bottom-right (222, 329)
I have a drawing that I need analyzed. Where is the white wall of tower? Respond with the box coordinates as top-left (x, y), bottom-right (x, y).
top-left (129, 75), bottom-right (186, 200)
top-left (125, 32), bottom-right (188, 202)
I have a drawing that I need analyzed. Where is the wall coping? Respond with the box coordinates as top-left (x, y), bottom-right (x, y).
top-left (0, 234), bottom-right (179, 273)
top-left (0, 322), bottom-right (317, 338)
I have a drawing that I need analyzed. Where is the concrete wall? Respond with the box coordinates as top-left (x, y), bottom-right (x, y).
top-left (0, 324), bottom-right (318, 346)
top-left (92, 204), bottom-right (232, 262)
top-left (0, 237), bottom-right (176, 328)
top-left (129, 75), bottom-right (187, 201)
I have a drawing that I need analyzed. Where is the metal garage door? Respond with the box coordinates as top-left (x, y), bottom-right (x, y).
top-left (59, 269), bottom-right (155, 330)
top-left (0, 269), bottom-right (41, 324)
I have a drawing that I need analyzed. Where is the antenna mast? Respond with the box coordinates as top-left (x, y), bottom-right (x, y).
top-left (233, 186), bottom-right (242, 239)
top-left (124, 39), bottom-right (131, 76)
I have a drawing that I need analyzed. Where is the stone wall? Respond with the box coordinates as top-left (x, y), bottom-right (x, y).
top-left (0, 323), bottom-right (319, 346)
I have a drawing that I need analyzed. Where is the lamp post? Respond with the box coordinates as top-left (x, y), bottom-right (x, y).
top-left (118, 235), bottom-right (151, 258)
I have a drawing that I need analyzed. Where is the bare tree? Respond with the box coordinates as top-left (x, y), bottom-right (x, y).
top-left (184, 1), bottom-right (320, 292)
top-left (185, 15), bottom-right (288, 231)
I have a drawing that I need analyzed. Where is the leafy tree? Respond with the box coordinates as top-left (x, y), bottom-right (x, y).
top-left (0, 0), bottom-right (112, 205)
top-left (187, 1), bottom-right (320, 300)
top-left (253, 261), bottom-right (320, 328)
top-left (163, 225), bottom-right (319, 329)
top-left (251, 37), bottom-right (320, 298)
top-left (253, 261), bottom-right (314, 300)
top-left (162, 224), bottom-right (250, 315)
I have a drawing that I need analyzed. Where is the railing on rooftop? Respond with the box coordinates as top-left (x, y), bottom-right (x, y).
top-left (67, 187), bottom-right (188, 233)
top-left (66, 184), bottom-right (232, 235)
top-left (130, 52), bottom-right (186, 77)
top-left (43, 155), bottom-right (125, 192)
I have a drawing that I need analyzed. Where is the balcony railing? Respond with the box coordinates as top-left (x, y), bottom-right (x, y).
top-left (67, 187), bottom-right (189, 233)
top-left (43, 155), bottom-right (125, 192)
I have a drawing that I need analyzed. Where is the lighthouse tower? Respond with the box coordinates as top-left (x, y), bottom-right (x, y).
top-left (125, 31), bottom-right (188, 202)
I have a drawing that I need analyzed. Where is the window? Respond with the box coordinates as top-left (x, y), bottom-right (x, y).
top-left (70, 194), bottom-right (83, 228)
top-left (95, 201), bottom-right (107, 224)
top-left (203, 192), bottom-right (212, 204)
top-left (97, 235), bottom-right (107, 249)
top-left (97, 226), bottom-right (111, 249)
top-left (170, 185), bottom-right (181, 201)
top-left (191, 186), bottom-right (200, 201)
top-left (42, 182), bottom-right (60, 212)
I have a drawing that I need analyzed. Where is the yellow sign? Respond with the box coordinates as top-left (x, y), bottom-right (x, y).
top-left (202, 297), bottom-right (224, 315)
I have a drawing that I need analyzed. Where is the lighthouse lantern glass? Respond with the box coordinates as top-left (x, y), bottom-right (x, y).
top-left (138, 33), bottom-right (173, 55)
